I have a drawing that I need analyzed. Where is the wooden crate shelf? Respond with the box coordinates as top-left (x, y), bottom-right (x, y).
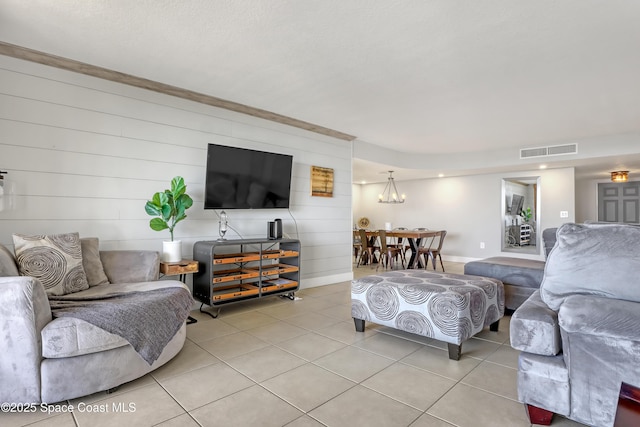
top-left (245, 263), bottom-right (299, 276)
top-left (211, 284), bottom-right (259, 301)
top-left (260, 250), bottom-right (281, 260)
top-left (262, 278), bottom-right (298, 294)
top-left (278, 250), bottom-right (299, 258)
top-left (211, 268), bottom-right (259, 284)
top-left (213, 250), bottom-right (281, 264)
top-left (213, 252), bottom-right (262, 264)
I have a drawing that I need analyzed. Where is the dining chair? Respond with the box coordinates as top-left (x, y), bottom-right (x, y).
top-left (377, 229), bottom-right (405, 271)
top-left (418, 230), bottom-right (447, 271)
top-left (405, 227), bottom-right (429, 254)
top-left (353, 230), bottom-right (362, 261)
top-left (389, 227), bottom-right (408, 259)
top-left (356, 228), bottom-right (379, 268)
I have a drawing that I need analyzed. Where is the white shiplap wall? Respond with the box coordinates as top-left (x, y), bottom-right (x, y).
top-left (0, 55), bottom-right (353, 288)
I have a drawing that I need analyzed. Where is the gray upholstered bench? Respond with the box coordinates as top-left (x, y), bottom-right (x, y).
top-left (463, 228), bottom-right (557, 310)
top-left (464, 257), bottom-right (545, 310)
top-left (351, 270), bottom-right (504, 360)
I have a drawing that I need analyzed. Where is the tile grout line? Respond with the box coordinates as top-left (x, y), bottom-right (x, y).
top-left (147, 374), bottom-right (204, 427)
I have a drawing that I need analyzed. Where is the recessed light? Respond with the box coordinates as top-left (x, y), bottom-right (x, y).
top-left (438, 173), bottom-right (444, 178)
top-left (539, 165), bottom-right (547, 169)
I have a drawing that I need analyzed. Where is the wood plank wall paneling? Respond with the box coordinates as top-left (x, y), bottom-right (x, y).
top-left (0, 41), bottom-right (356, 142)
top-left (0, 55), bottom-right (354, 288)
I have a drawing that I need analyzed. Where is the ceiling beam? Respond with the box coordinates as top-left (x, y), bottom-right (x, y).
top-left (0, 41), bottom-right (356, 142)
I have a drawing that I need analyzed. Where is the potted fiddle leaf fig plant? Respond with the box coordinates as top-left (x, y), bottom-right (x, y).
top-left (145, 176), bottom-right (193, 262)
top-left (520, 206), bottom-right (533, 224)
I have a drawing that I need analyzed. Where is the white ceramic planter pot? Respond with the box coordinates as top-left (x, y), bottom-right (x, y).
top-left (162, 240), bottom-right (182, 262)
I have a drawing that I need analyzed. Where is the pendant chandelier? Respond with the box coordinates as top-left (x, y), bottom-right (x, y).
top-left (378, 171), bottom-right (406, 204)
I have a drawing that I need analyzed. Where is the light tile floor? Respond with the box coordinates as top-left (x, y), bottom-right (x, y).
top-left (4, 261), bottom-right (588, 427)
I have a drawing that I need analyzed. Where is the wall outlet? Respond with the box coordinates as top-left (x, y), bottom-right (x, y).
top-left (480, 242), bottom-right (485, 249)
top-left (560, 211), bottom-right (569, 218)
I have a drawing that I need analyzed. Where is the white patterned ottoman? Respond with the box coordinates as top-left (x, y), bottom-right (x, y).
top-left (351, 270), bottom-right (505, 360)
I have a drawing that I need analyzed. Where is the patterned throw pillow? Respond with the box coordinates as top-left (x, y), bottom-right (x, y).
top-left (13, 232), bottom-right (89, 296)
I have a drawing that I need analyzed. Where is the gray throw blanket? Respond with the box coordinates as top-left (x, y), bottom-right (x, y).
top-left (49, 287), bottom-right (193, 365)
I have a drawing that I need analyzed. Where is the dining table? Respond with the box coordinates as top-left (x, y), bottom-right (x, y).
top-left (364, 229), bottom-right (439, 269)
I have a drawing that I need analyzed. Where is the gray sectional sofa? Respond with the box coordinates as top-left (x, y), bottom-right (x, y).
top-left (510, 222), bottom-right (640, 426)
top-left (0, 236), bottom-right (192, 404)
top-left (463, 228), bottom-right (557, 310)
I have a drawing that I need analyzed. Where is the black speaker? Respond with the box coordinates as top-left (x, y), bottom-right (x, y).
top-left (268, 219), bottom-right (283, 240)
top-left (274, 218), bottom-right (282, 239)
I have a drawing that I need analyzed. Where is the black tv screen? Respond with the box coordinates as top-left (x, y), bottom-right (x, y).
top-left (510, 194), bottom-right (524, 215)
top-left (204, 144), bottom-right (293, 209)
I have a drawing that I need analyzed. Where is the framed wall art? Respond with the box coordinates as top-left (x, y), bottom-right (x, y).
top-left (311, 166), bottom-right (334, 197)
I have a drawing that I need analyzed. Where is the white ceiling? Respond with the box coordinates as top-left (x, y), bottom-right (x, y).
top-left (2, 1), bottom-right (640, 182)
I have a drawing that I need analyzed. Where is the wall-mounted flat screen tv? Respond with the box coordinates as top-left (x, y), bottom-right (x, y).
top-left (510, 194), bottom-right (524, 216)
top-left (204, 144), bottom-right (293, 209)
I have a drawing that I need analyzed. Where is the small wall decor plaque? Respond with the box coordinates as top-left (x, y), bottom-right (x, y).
top-left (311, 166), bottom-right (334, 197)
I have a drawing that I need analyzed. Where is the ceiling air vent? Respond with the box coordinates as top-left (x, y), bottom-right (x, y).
top-left (520, 147), bottom-right (548, 158)
top-left (547, 144), bottom-right (578, 155)
top-left (520, 143), bottom-right (578, 159)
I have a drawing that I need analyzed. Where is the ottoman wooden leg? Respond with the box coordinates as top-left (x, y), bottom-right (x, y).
top-left (490, 319), bottom-right (500, 332)
top-left (447, 343), bottom-right (461, 360)
top-left (354, 318), bottom-right (365, 332)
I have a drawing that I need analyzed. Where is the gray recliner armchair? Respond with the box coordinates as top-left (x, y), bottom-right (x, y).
top-left (510, 222), bottom-right (640, 426)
